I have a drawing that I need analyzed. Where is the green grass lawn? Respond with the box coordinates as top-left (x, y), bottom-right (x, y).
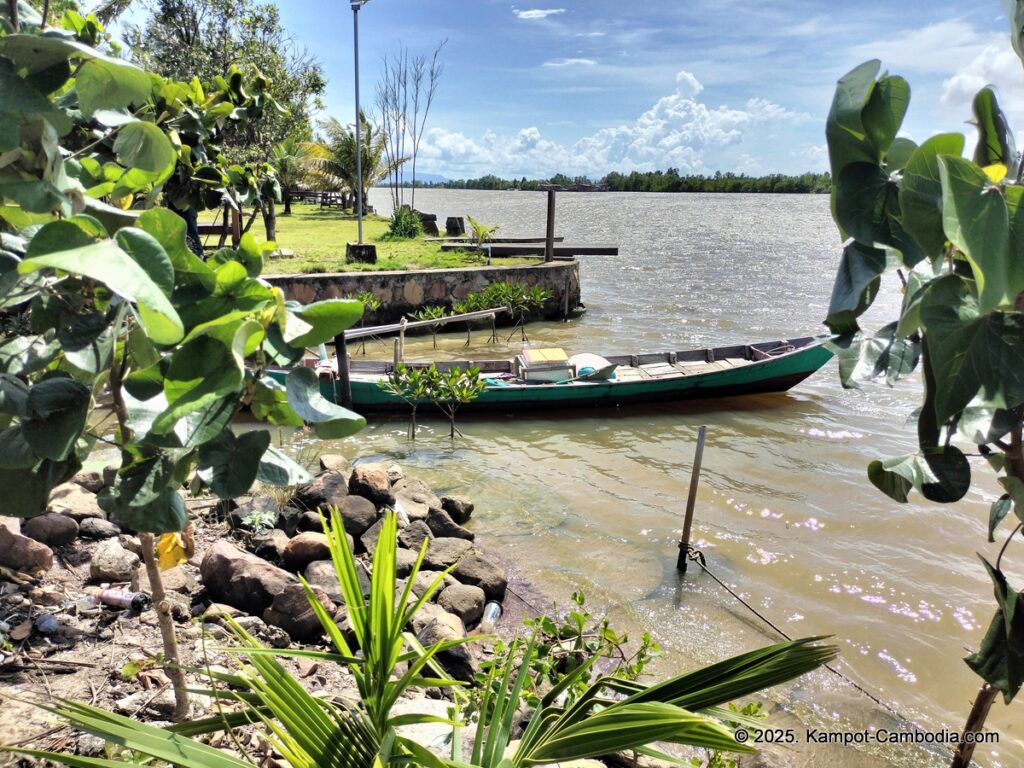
top-left (208, 202), bottom-right (540, 274)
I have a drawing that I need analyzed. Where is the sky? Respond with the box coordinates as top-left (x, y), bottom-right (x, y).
top-left (124, 0), bottom-right (1024, 180)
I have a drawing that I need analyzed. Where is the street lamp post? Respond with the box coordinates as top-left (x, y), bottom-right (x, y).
top-left (346, 0), bottom-right (376, 264)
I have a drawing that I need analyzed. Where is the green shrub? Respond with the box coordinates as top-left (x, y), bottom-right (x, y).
top-left (386, 206), bottom-right (424, 239)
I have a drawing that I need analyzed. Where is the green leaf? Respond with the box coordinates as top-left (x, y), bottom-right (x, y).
top-left (899, 133), bottom-right (965, 260)
top-left (1000, 476), bottom-right (1024, 525)
top-left (835, 162), bottom-right (926, 266)
top-left (174, 396), bottom-right (239, 451)
top-left (136, 208), bottom-right (215, 292)
top-left (250, 376), bottom-right (303, 426)
top-left (0, 374), bottom-right (30, 416)
top-left (939, 156), bottom-right (1012, 313)
top-left (989, 496), bottom-right (1012, 543)
top-left (115, 228), bottom-right (175, 295)
top-left (920, 446), bottom-right (970, 504)
top-left (21, 376), bottom-right (91, 460)
top-left (0, 426), bottom-right (39, 468)
top-left (153, 336), bottom-right (244, 434)
top-left (956, 407), bottom-right (1017, 445)
top-left (826, 324), bottom-right (918, 388)
top-left (101, 485), bottom-right (188, 534)
top-left (861, 74), bottom-right (910, 157)
top-left (824, 241), bottom-right (887, 334)
top-left (256, 444), bottom-right (314, 487)
top-left (285, 299), bottom-right (364, 348)
top-left (965, 558), bottom-right (1024, 704)
top-left (0, 58), bottom-right (71, 135)
top-left (0, 332), bottom-right (58, 375)
top-left (75, 57), bottom-right (153, 117)
top-left (113, 121), bottom-right (176, 182)
top-left (19, 237), bottom-right (184, 345)
top-left (996, 183), bottom-right (1024, 310)
top-left (197, 429), bottom-right (270, 500)
top-left (885, 137), bottom-right (917, 172)
top-left (286, 366), bottom-right (366, 439)
top-left (867, 454), bottom-right (921, 503)
top-left (59, 311), bottom-right (114, 376)
top-left (972, 87), bottom-right (1015, 170)
top-left (920, 275), bottom-right (1024, 421)
top-left (826, 60), bottom-right (881, 179)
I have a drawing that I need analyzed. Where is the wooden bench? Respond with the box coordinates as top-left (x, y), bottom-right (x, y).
top-left (196, 208), bottom-right (242, 251)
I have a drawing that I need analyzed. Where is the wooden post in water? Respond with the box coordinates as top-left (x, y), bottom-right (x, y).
top-left (545, 189), bottom-right (556, 263)
top-left (677, 425), bottom-right (707, 573)
top-left (333, 333), bottom-right (352, 409)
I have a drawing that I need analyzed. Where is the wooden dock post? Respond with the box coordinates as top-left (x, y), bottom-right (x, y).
top-left (677, 425), bottom-right (707, 573)
top-left (333, 333), bottom-right (352, 409)
top-left (545, 189), bottom-right (556, 263)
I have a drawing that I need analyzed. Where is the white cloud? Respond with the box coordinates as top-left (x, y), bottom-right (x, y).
top-left (941, 44), bottom-right (1024, 129)
top-left (849, 20), bottom-right (1000, 75)
top-left (514, 8), bottom-right (565, 20)
top-left (543, 58), bottom-right (597, 68)
top-left (417, 69), bottom-right (807, 178)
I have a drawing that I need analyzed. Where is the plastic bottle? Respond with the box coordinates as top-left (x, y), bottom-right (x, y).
top-left (479, 601), bottom-right (502, 631)
top-left (88, 588), bottom-right (152, 612)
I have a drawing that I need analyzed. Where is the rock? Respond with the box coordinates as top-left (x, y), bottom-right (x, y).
top-left (452, 550), bottom-right (508, 601)
top-left (393, 478), bottom-right (442, 521)
top-left (426, 508), bottom-right (474, 541)
top-left (115, 689), bottom-right (178, 718)
top-left (295, 510), bottom-right (323, 534)
top-left (118, 534), bottom-right (143, 556)
top-left (229, 497), bottom-right (280, 532)
top-left (47, 483), bottom-right (103, 522)
top-left (423, 537), bottom-right (474, 570)
top-left (263, 583), bottom-right (336, 642)
top-left (337, 495), bottom-right (378, 538)
top-left (395, 548), bottom-right (419, 578)
top-left (349, 465), bottom-right (394, 507)
top-left (102, 465), bottom-right (118, 488)
top-left (318, 454), bottom-right (350, 473)
top-left (89, 539), bottom-right (140, 582)
top-left (202, 603), bottom-right (245, 621)
top-left (199, 541), bottom-right (296, 615)
top-left (438, 584), bottom-right (485, 626)
top-left (22, 513), bottom-right (78, 546)
top-left (234, 615), bottom-right (291, 648)
top-left (252, 529), bottom-right (290, 564)
top-left (293, 471), bottom-right (349, 512)
top-left (412, 603), bottom-right (475, 682)
top-left (385, 464), bottom-right (404, 485)
top-left (304, 560), bottom-right (343, 602)
top-left (410, 570), bottom-right (457, 600)
top-left (360, 517), bottom-right (386, 557)
top-left (78, 517), bottom-right (121, 539)
top-left (441, 495), bottom-right (474, 524)
top-left (137, 565), bottom-right (194, 595)
top-left (72, 471), bottom-right (105, 494)
top-left (276, 506), bottom-right (303, 536)
top-left (397, 520), bottom-right (433, 552)
top-left (282, 531), bottom-right (338, 571)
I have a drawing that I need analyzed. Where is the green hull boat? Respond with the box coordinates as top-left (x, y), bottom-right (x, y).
top-left (276, 336), bottom-right (833, 414)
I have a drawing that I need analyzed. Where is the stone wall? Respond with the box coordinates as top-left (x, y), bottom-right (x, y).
top-left (263, 261), bottom-right (581, 325)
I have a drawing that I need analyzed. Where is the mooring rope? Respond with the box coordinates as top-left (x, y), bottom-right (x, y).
top-left (682, 545), bottom-right (932, 735)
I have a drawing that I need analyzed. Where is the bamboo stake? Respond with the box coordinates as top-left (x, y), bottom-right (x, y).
top-left (677, 425), bottom-right (707, 573)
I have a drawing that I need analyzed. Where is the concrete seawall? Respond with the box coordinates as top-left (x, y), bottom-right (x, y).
top-left (264, 260), bottom-right (580, 325)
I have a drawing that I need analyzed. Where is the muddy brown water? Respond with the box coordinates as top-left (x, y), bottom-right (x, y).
top-left (278, 189), bottom-right (1022, 766)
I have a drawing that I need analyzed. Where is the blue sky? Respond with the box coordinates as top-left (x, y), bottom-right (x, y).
top-left (132, 1), bottom-right (1023, 179)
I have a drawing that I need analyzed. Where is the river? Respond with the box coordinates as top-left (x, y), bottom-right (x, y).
top-left (290, 189), bottom-right (1021, 766)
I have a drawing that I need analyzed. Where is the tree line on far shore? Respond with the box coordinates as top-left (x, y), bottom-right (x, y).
top-left (409, 170), bottom-right (831, 194)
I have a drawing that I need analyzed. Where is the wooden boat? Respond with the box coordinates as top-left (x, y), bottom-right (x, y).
top-left (283, 336), bottom-right (833, 413)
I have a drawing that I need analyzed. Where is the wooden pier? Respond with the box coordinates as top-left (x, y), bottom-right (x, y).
top-left (439, 242), bottom-right (617, 258)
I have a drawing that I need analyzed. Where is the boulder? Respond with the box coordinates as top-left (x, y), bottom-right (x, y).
top-left (349, 465), bottom-right (394, 507)
top-left (22, 513), bottom-right (78, 546)
top-left (393, 478), bottom-right (442, 521)
top-left (438, 584), bottom-right (485, 626)
top-left (397, 520), bottom-right (433, 552)
top-left (410, 570), bottom-right (457, 600)
top-left (200, 541), bottom-right (296, 615)
top-left (360, 517), bottom-right (386, 557)
top-left (101, 465), bottom-right (118, 488)
top-left (293, 471), bottom-right (349, 512)
top-left (304, 560), bottom-right (343, 602)
top-left (47, 483), bottom-right (103, 522)
top-left (138, 565), bottom-right (195, 595)
top-left (318, 454), bottom-right (350, 473)
top-left (276, 506), bottom-right (303, 536)
top-left (426, 508), bottom-right (474, 541)
top-left (296, 510), bottom-right (325, 533)
top-left (234, 615), bottom-right (291, 648)
top-left (395, 548), bottom-right (419, 578)
top-left (90, 539), bottom-right (140, 582)
top-left (0, 522), bottom-right (53, 572)
top-left (72, 471), bottom-right (105, 494)
top-left (337, 495), bottom-right (378, 538)
top-left (263, 583), bottom-right (336, 642)
top-left (412, 603), bottom-right (475, 682)
top-left (229, 497), bottom-right (280, 532)
top-left (452, 550), bottom-right (508, 601)
top-left (78, 518), bottom-right (121, 540)
top-left (440, 495), bottom-right (474, 524)
top-left (282, 531), bottom-right (332, 572)
top-left (423, 537), bottom-right (474, 570)
top-left (252, 528), bottom-right (290, 565)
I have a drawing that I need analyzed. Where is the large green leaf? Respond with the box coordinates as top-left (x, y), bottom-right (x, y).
top-left (826, 324), bottom-right (918, 389)
top-left (939, 156), bottom-right (1011, 313)
top-left (824, 241), bottom-right (887, 334)
top-left (285, 299), bottom-right (364, 348)
top-left (899, 133), bottom-right (965, 260)
top-left (286, 366), bottom-right (365, 439)
top-left (256, 444), bottom-right (315, 487)
top-left (58, 312), bottom-right (114, 376)
top-left (0, 464), bottom-right (55, 518)
top-left (75, 58), bottom-right (153, 118)
top-left (114, 228), bottom-right (175, 295)
top-left (0, 426), bottom-right (39, 468)
top-left (867, 454), bottom-right (922, 503)
top-left (920, 275), bottom-right (1024, 421)
top-left (18, 237), bottom-right (183, 345)
top-left (989, 496), bottom-right (1013, 543)
top-left (21, 376), bottom-right (90, 460)
top-left (996, 184), bottom-right (1024, 310)
top-left (919, 446), bottom-right (971, 503)
top-left (0, 332), bottom-right (59, 375)
top-left (0, 374), bottom-right (29, 416)
top-left (153, 335), bottom-right (244, 434)
top-left (250, 376), bottom-right (303, 426)
top-left (861, 74), bottom-right (910, 158)
top-left (136, 208), bottom-right (215, 292)
top-left (826, 60), bottom-right (881, 179)
top-left (965, 558), bottom-right (1024, 704)
top-left (113, 121), bottom-right (176, 182)
top-left (835, 162), bottom-right (925, 266)
top-left (972, 87), bottom-right (1015, 170)
top-left (0, 58), bottom-right (71, 135)
top-left (196, 429), bottom-right (270, 500)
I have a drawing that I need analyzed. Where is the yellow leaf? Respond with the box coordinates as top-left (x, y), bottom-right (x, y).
top-left (156, 532), bottom-right (188, 570)
top-left (983, 163), bottom-right (1008, 183)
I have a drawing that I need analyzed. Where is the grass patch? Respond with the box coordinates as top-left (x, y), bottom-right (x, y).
top-left (203, 203), bottom-right (541, 274)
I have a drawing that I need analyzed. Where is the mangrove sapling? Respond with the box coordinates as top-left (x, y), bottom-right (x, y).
top-left (379, 363), bottom-right (432, 438)
top-left (433, 366), bottom-right (487, 439)
top-left (411, 304), bottom-right (448, 348)
top-left (823, 47), bottom-right (1024, 766)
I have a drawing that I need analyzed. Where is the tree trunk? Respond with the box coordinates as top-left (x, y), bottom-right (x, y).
top-left (282, 191), bottom-right (292, 216)
top-left (263, 196), bottom-right (277, 241)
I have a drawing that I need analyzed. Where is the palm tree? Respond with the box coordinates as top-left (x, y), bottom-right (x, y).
top-left (270, 134), bottom-right (311, 215)
top-left (306, 112), bottom-right (406, 214)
